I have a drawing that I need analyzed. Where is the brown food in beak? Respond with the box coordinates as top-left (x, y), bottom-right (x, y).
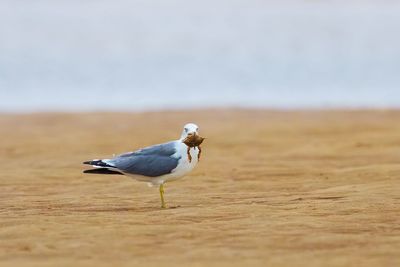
top-left (183, 134), bottom-right (204, 147)
top-left (182, 134), bottom-right (205, 163)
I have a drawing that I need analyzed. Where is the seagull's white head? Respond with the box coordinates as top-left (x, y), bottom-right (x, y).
top-left (180, 123), bottom-right (199, 140)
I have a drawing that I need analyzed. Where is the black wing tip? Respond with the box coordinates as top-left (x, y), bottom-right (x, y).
top-left (82, 160), bottom-right (114, 168)
top-left (83, 168), bottom-right (123, 175)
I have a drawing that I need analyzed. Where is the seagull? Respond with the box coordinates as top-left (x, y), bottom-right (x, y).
top-left (83, 123), bottom-right (203, 208)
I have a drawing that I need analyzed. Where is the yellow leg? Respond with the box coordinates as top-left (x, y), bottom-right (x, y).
top-left (159, 184), bottom-right (166, 209)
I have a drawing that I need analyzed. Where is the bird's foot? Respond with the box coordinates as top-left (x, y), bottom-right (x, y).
top-left (160, 205), bottom-right (180, 210)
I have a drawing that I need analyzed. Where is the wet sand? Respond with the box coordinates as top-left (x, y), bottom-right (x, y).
top-left (0, 110), bottom-right (399, 267)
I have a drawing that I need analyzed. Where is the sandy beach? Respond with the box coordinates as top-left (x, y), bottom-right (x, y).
top-left (0, 110), bottom-right (399, 267)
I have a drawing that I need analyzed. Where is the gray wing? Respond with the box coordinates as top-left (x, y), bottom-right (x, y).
top-left (106, 141), bottom-right (180, 177)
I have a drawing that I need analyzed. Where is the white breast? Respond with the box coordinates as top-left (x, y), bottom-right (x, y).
top-left (137, 141), bottom-right (200, 186)
top-left (164, 141), bottom-right (199, 182)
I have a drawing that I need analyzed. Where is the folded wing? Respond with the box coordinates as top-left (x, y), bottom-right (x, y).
top-left (84, 141), bottom-right (181, 177)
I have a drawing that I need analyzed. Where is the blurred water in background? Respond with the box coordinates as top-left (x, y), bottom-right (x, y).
top-left (0, 0), bottom-right (399, 112)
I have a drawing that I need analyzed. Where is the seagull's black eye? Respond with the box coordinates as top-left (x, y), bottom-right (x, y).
top-left (196, 128), bottom-right (199, 131)
top-left (184, 128), bottom-right (188, 132)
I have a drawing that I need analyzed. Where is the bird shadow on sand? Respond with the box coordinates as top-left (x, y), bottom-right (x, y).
top-left (70, 205), bottom-right (182, 213)
top-left (290, 196), bottom-right (345, 201)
